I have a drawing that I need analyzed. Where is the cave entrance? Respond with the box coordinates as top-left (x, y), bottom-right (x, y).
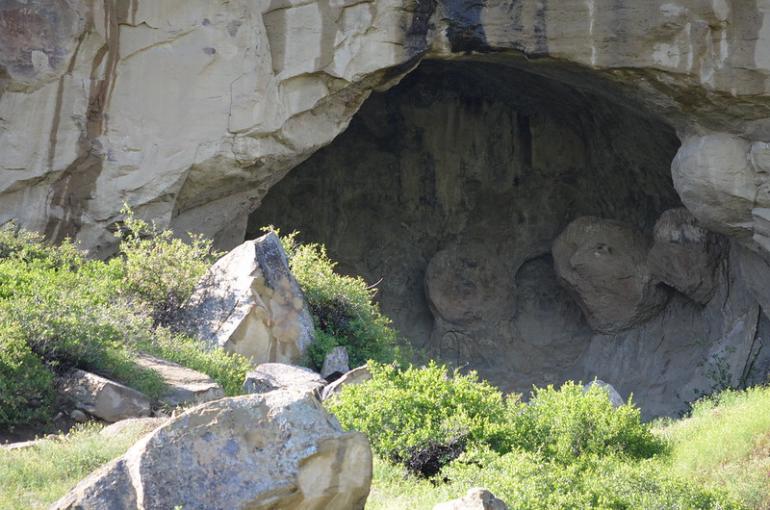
top-left (247, 59), bottom-right (683, 412)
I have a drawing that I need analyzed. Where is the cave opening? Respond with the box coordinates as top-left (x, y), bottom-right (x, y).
top-left (248, 59), bottom-right (693, 416)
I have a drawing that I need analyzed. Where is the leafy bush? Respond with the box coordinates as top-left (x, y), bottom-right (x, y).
top-left (138, 328), bottom-right (252, 397)
top-left (508, 381), bottom-right (664, 463)
top-left (117, 206), bottom-right (219, 324)
top-left (265, 228), bottom-right (403, 369)
top-left (0, 325), bottom-right (54, 427)
top-left (439, 450), bottom-right (744, 510)
top-left (327, 361), bottom-right (516, 467)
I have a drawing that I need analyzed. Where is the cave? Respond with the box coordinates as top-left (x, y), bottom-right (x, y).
top-left (248, 60), bottom-right (767, 418)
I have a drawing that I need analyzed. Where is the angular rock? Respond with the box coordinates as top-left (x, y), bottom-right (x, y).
top-left (57, 370), bottom-right (151, 423)
top-left (321, 346), bottom-right (350, 380)
top-left (181, 233), bottom-right (315, 365)
top-left (648, 208), bottom-right (725, 304)
top-left (52, 391), bottom-right (373, 510)
top-left (134, 353), bottom-right (224, 407)
top-left (583, 380), bottom-right (625, 408)
top-left (243, 363), bottom-right (326, 398)
top-left (434, 488), bottom-right (508, 510)
top-left (552, 217), bottom-right (669, 333)
top-left (321, 365), bottom-right (373, 401)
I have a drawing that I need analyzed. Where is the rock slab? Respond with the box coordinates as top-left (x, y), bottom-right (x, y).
top-left (243, 363), bottom-right (327, 398)
top-left (52, 390), bottom-right (373, 510)
top-left (321, 346), bottom-right (350, 379)
top-left (321, 365), bottom-right (372, 401)
top-left (134, 353), bottom-right (224, 407)
top-left (57, 370), bottom-right (151, 423)
top-left (181, 232), bottom-right (315, 365)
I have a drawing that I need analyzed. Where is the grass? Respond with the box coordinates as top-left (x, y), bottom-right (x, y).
top-left (0, 421), bottom-right (156, 510)
top-left (657, 386), bottom-right (770, 509)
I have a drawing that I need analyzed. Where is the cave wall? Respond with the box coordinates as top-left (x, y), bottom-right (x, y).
top-left (250, 61), bottom-right (770, 418)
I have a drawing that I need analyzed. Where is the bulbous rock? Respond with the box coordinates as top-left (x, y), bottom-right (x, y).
top-left (552, 217), bottom-right (669, 333)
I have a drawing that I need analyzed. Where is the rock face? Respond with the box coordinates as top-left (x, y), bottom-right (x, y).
top-left (57, 370), bottom-right (151, 423)
top-left (243, 363), bottom-right (326, 398)
top-left (52, 390), bottom-right (373, 510)
top-left (434, 488), bottom-right (508, 510)
top-left (552, 217), bottom-right (669, 333)
top-left (134, 353), bottom-right (224, 407)
top-left (181, 232), bottom-right (314, 365)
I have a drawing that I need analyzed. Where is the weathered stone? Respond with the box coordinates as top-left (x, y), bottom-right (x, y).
top-left (321, 346), bottom-right (350, 380)
top-left (99, 417), bottom-right (166, 439)
top-left (70, 409), bottom-right (88, 423)
top-left (583, 380), bottom-right (625, 408)
top-left (552, 217), bottom-right (669, 333)
top-left (735, 244), bottom-right (770, 322)
top-left (57, 370), bottom-right (151, 423)
top-left (434, 488), bottom-right (508, 510)
top-left (648, 208), bottom-right (725, 304)
top-left (181, 233), bottom-right (314, 365)
top-left (52, 391), bottom-right (373, 510)
top-left (134, 353), bottom-right (224, 407)
top-left (321, 365), bottom-right (373, 401)
top-left (243, 363), bottom-right (326, 398)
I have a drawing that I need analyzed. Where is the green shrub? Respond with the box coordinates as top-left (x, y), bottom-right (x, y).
top-left (138, 328), bottom-right (252, 397)
top-left (117, 206), bottom-right (219, 323)
top-left (327, 361), bottom-right (516, 463)
top-left (439, 451), bottom-right (744, 510)
top-left (265, 228), bottom-right (403, 369)
top-left (0, 325), bottom-right (54, 427)
top-left (508, 381), bottom-right (664, 463)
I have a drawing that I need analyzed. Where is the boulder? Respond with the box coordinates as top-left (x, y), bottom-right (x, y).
top-left (181, 233), bottom-right (315, 365)
top-left (99, 418), bottom-right (167, 439)
top-left (583, 380), bottom-right (625, 408)
top-left (648, 208), bottom-right (725, 304)
top-left (321, 365), bottom-right (372, 401)
top-left (57, 370), bottom-right (151, 423)
top-left (552, 217), bottom-right (669, 333)
top-left (321, 346), bottom-right (350, 380)
top-left (134, 353), bottom-right (224, 407)
top-left (52, 391), bottom-right (373, 510)
top-left (434, 488), bottom-right (508, 510)
top-left (243, 363), bottom-right (326, 398)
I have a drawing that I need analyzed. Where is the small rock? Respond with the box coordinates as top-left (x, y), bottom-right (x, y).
top-left (1, 439), bottom-right (45, 451)
top-left (321, 365), bottom-right (372, 401)
top-left (57, 370), bottom-right (151, 423)
top-left (243, 363), bottom-right (326, 398)
top-left (51, 391), bottom-right (373, 510)
top-left (583, 380), bottom-right (625, 408)
top-left (321, 346), bottom-right (350, 380)
top-left (70, 409), bottom-right (88, 422)
top-left (434, 488), bottom-right (508, 510)
top-left (134, 353), bottom-right (224, 407)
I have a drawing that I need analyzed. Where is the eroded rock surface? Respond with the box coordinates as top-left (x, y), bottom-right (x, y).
top-left (52, 390), bottom-right (373, 510)
top-left (552, 217), bottom-right (669, 333)
top-left (181, 232), bottom-right (314, 365)
top-left (648, 208), bottom-right (725, 304)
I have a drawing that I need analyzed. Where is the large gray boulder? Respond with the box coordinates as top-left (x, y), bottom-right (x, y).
top-left (648, 208), bottom-right (725, 304)
top-left (181, 232), bottom-right (315, 365)
top-left (134, 353), bottom-right (224, 407)
top-left (57, 370), bottom-right (151, 423)
top-left (52, 390), bottom-right (373, 510)
top-left (552, 217), bottom-right (669, 333)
